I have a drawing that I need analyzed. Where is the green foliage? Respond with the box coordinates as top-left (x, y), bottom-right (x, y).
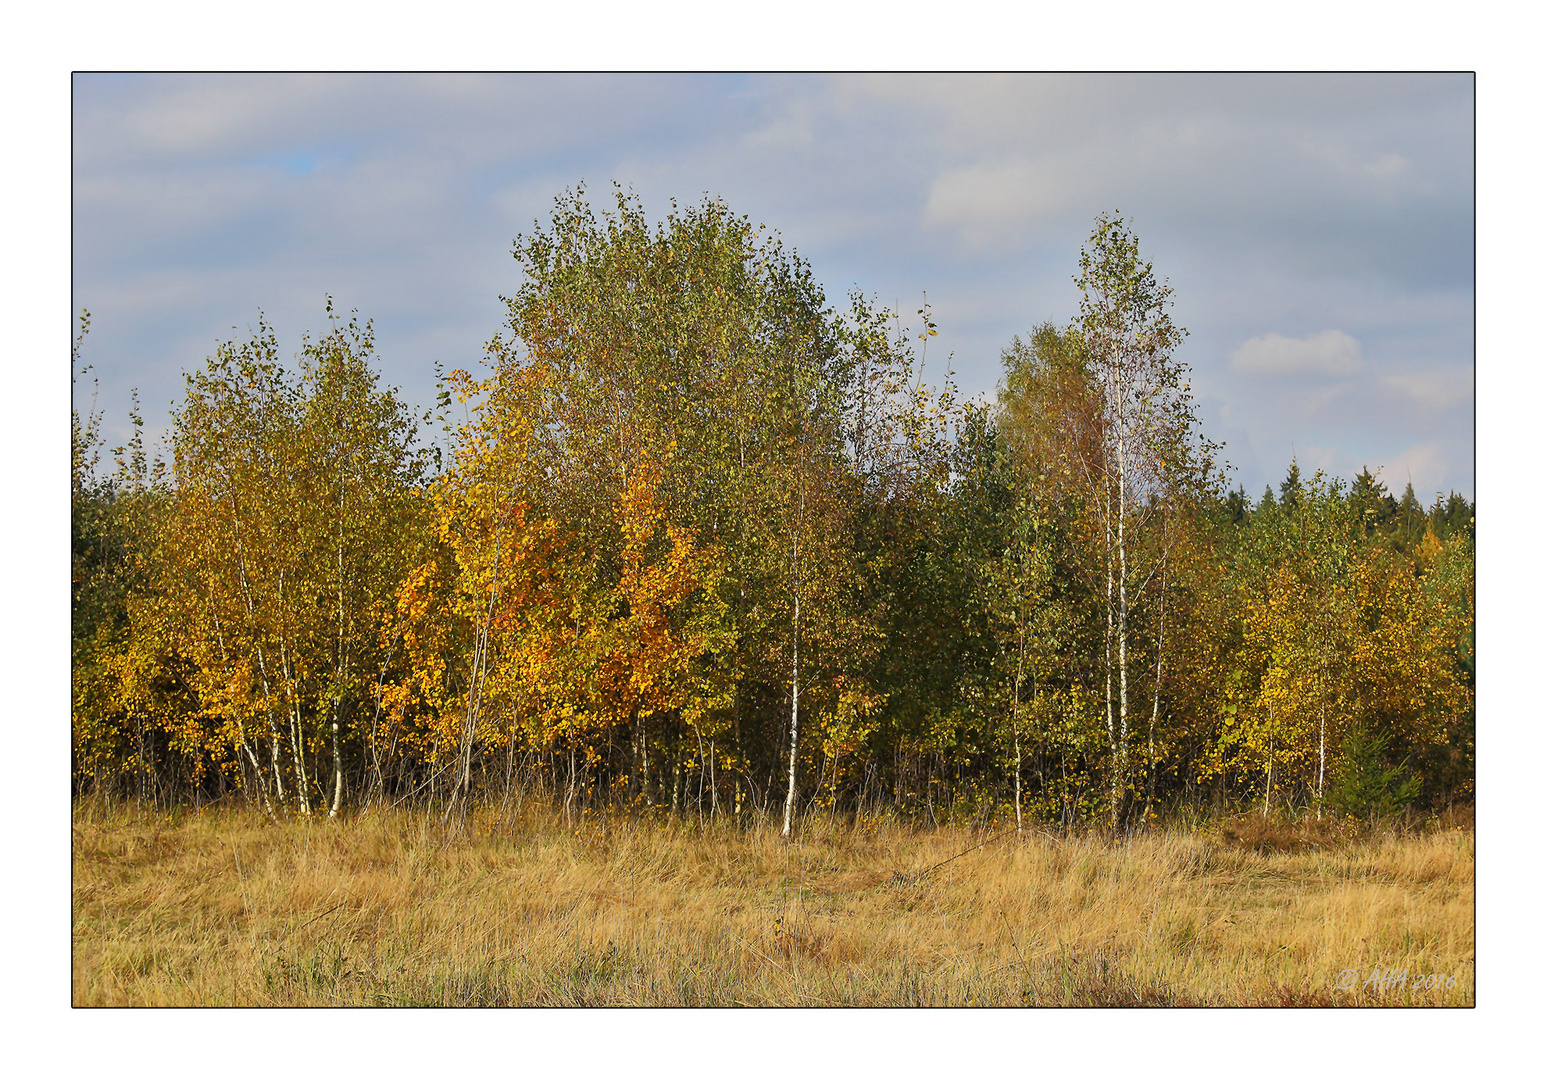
top-left (1325, 726), bottom-right (1421, 821)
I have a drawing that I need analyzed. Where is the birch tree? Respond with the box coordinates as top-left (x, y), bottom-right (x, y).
top-left (162, 312), bottom-right (425, 815)
top-left (297, 307), bottom-right (427, 816)
top-left (1074, 214), bottom-right (1200, 828)
top-left (162, 321), bottom-right (307, 809)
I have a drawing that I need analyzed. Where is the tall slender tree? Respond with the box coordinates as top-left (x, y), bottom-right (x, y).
top-left (1074, 213), bottom-right (1201, 827)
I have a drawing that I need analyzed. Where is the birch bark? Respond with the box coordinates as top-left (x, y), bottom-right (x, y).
top-left (782, 511), bottom-right (802, 838)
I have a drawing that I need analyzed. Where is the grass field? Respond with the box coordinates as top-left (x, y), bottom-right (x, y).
top-left (71, 800), bottom-right (1474, 1006)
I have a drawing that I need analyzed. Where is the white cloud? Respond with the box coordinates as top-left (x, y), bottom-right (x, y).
top-left (923, 159), bottom-right (1063, 250)
top-left (1230, 329), bottom-right (1363, 377)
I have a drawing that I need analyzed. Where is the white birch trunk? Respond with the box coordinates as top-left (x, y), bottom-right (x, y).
top-left (782, 535), bottom-right (801, 838)
top-left (330, 496), bottom-right (346, 818)
top-left (1264, 700), bottom-right (1275, 819)
top-left (1147, 626), bottom-right (1162, 822)
top-left (448, 508), bottom-right (507, 822)
top-left (252, 644), bottom-right (286, 803)
top-left (240, 736), bottom-right (276, 817)
top-left (1012, 598), bottom-right (1027, 839)
top-left (1115, 373), bottom-right (1130, 831)
top-left (1104, 483), bottom-right (1117, 825)
top-left (329, 705), bottom-right (344, 818)
top-left (1013, 717), bottom-right (1024, 838)
top-left (639, 718), bottom-right (650, 803)
top-left (235, 542), bottom-right (286, 804)
top-left (220, 611), bottom-right (273, 815)
top-left (1145, 546), bottom-right (1166, 823)
top-left (1317, 701), bottom-right (1326, 820)
top-left (277, 595), bottom-right (312, 816)
top-left (782, 466), bottom-right (804, 839)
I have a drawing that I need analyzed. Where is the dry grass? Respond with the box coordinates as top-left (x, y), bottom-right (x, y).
top-left (72, 800), bottom-right (1473, 1006)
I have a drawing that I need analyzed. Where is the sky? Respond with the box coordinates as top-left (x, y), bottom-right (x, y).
top-left (72, 72), bottom-right (1474, 502)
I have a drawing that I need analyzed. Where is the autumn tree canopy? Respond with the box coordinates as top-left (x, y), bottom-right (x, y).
top-left (72, 193), bottom-right (1474, 829)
